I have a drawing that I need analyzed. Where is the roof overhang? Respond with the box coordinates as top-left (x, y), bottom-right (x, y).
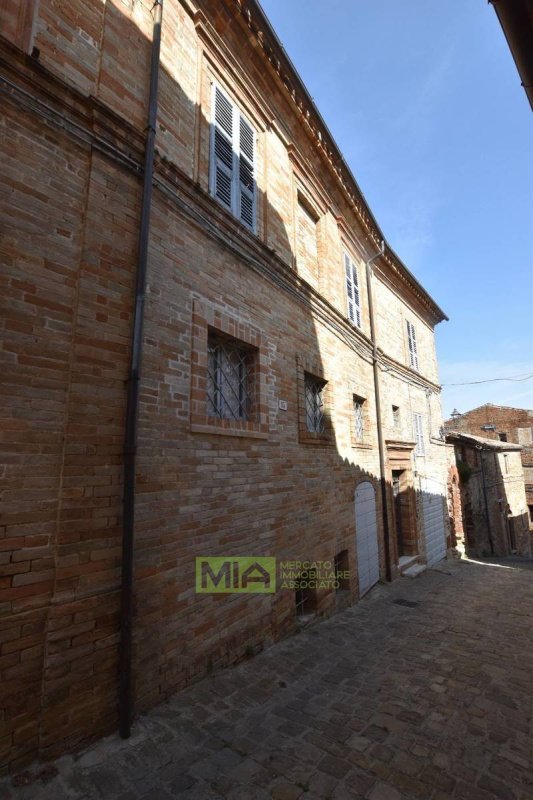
top-left (489, 0), bottom-right (533, 111)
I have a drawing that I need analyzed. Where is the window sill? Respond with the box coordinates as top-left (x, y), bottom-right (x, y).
top-left (191, 418), bottom-right (268, 440)
top-left (299, 431), bottom-right (335, 446)
top-left (351, 442), bottom-right (373, 450)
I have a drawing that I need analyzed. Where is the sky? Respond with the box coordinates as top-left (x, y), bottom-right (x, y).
top-left (259, 0), bottom-right (533, 418)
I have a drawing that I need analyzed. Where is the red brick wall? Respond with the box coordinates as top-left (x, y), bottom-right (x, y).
top-left (446, 405), bottom-right (533, 508)
top-left (0, 0), bottom-right (448, 770)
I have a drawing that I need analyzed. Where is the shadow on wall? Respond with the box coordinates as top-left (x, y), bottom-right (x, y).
top-left (0, 0), bottom-right (448, 770)
top-left (454, 448), bottom-right (530, 558)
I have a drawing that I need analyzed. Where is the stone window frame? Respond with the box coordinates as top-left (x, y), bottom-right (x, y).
top-left (296, 355), bottom-right (334, 445)
top-left (190, 299), bottom-right (269, 439)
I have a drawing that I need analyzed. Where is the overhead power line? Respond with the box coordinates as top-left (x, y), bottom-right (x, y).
top-left (442, 372), bottom-right (533, 387)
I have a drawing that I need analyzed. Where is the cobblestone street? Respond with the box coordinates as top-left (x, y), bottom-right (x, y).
top-left (2, 557), bottom-right (533, 800)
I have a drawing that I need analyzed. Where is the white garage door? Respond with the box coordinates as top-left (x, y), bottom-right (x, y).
top-left (355, 481), bottom-right (380, 597)
top-left (422, 477), bottom-right (447, 567)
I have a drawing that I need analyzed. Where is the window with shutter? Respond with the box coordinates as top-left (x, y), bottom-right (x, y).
top-left (210, 84), bottom-right (256, 231)
top-left (406, 320), bottom-right (419, 371)
top-left (344, 252), bottom-right (362, 328)
top-left (413, 412), bottom-right (425, 456)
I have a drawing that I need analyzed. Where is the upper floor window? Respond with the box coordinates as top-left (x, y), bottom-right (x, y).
top-left (413, 412), bottom-right (425, 456)
top-left (392, 405), bottom-right (400, 429)
top-left (210, 84), bottom-right (256, 231)
top-left (344, 252), bottom-right (362, 328)
top-left (406, 320), bottom-right (419, 371)
top-left (296, 193), bottom-right (319, 283)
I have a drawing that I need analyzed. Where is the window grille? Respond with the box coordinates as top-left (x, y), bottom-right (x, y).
top-left (353, 396), bottom-right (365, 442)
top-left (305, 374), bottom-right (326, 433)
top-left (207, 334), bottom-right (254, 420)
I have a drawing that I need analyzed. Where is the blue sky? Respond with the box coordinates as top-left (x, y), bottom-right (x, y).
top-left (259, 0), bottom-right (533, 418)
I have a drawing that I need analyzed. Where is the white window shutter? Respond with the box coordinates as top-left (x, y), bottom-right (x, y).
top-left (345, 252), bottom-right (362, 329)
top-left (238, 114), bottom-right (255, 230)
top-left (211, 84), bottom-right (235, 211)
top-left (407, 320), bottom-right (419, 371)
top-left (413, 413), bottom-right (424, 455)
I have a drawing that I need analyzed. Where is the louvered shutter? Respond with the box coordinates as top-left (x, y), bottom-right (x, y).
top-left (238, 115), bottom-right (255, 230)
top-left (413, 413), bottom-right (425, 455)
top-left (345, 252), bottom-right (362, 328)
top-left (406, 320), bottom-right (419, 371)
top-left (212, 85), bottom-right (234, 211)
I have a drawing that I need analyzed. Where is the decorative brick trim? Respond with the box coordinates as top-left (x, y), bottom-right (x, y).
top-left (296, 355), bottom-right (334, 445)
top-left (190, 298), bottom-right (269, 438)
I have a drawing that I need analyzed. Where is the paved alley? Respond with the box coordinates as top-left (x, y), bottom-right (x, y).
top-left (2, 557), bottom-right (533, 800)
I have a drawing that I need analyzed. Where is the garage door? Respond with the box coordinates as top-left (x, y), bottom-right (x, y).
top-left (422, 477), bottom-right (447, 566)
top-left (355, 481), bottom-right (379, 597)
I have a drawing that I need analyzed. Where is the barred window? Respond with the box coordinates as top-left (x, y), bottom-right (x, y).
top-left (207, 333), bottom-right (255, 421)
top-left (305, 373), bottom-right (326, 433)
top-left (353, 395), bottom-right (365, 442)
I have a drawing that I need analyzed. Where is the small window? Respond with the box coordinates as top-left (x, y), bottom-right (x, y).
top-left (413, 412), bottom-right (425, 456)
top-left (406, 320), bottom-right (419, 371)
top-left (207, 332), bottom-right (256, 421)
top-left (498, 432), bottom-right (508, 442)
top-left (210, 84), bottom-right (256, 230)
top-left (392, 405), bottom-right (400, 428)
top-left (305, 373), bottom-right (326, 433)
top-left (344, 252), bottom-right (362, 328)
top-left (528, 505), bottom-right (533, 523)
top-left (352, 395), bottom-right (365, 443)
top-left (334, 550), bottom-right (350, 592)
top-left (295, 586), bottom-right (317, 618)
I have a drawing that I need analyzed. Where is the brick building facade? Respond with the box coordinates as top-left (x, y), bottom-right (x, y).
top-left (1, 0), bottom-right (450, 770)
top-left (446, 432), bottom-right (531, 558)
top-left (445, 404), bottom-right (533, 521)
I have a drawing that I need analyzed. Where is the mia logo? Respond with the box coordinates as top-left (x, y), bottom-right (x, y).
top-left (196, 557), bottom-right (276, 594)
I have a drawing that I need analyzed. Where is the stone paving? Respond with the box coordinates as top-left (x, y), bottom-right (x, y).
top-left (2, 556), bottom-right (533, 800)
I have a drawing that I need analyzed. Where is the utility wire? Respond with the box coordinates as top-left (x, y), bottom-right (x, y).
top-left (443, 372), bottom-right (533, 387)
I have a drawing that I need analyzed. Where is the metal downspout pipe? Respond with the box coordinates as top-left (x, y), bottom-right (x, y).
top-left (119, 0), bottom-right (163, 740)
top-left (365, 241), bottom-right (392, 582)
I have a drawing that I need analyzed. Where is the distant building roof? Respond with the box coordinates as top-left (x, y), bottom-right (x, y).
top-left (446, 431), bottom-right (522, 451)
top-left (489, 0), bottom-right (533, 111)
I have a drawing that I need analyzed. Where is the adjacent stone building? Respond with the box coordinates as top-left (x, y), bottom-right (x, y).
top-left (0, 0), bottom-right (450, 769)
top-left (446, 432), bottom-right (530, 558)
top-left (445, 404), bottom-right (533, 523)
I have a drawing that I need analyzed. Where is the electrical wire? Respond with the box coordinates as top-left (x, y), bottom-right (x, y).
top-left (443, 372), bottom-right (533, 387)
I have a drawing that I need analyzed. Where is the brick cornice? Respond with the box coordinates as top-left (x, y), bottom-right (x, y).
top-left (225, 0), bottom-right (448, 325)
